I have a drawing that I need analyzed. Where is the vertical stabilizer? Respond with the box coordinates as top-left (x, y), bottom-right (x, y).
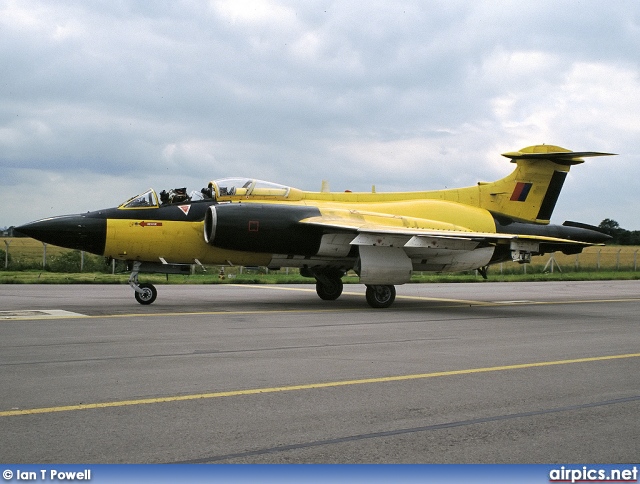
top-left (472, 145), bottom-right (614, 224)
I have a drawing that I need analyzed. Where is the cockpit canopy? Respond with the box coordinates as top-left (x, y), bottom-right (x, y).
top-left (118, 178), bottom-right (300, 209)
top-left (207, 178), bottom-right (299, 200)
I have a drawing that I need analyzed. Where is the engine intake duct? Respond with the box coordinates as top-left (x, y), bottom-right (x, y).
top-left (204, 203), bottom-right (324, 255)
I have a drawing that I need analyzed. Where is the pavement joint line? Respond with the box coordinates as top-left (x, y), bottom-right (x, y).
top-left (2, 352), bottom-right (639, 418)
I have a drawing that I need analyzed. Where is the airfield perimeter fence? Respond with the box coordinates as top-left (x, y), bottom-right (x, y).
top-left (2, 237), bottom-right (640, 275)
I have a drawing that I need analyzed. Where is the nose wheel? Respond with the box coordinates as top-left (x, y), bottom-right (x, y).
top-left (134, 283), bottom-right (157, 305)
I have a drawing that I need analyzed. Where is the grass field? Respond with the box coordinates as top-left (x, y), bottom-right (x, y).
top-left (2, 236), bottom-right (72, 263)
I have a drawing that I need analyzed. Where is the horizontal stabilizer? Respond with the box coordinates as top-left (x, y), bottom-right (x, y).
top-left (502, 149), bottom-right (616, 166)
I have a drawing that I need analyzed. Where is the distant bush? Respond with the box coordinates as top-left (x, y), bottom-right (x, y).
top-left (47, 251), bottom-right (112, 273)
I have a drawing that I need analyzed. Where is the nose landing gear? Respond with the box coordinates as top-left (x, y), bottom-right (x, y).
top-left (129, 261), bottom-right (158, 305)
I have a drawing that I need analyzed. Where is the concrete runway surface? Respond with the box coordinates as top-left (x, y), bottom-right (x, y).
top-left (1, 280), bottom-right (639, 463)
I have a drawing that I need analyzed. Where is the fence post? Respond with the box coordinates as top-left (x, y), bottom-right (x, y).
top-left (597, 249), bottom-right (601, 271)
top-left (42, 243), bottom-right (47, 269)
top-left (3, 240), bottom-right (10, 269)
top-left (616, 249), bottom-right (621, 271)
top-left (634, 250), bottom-right (638, 272)
top-left (575, 253), bottom-right (579, 272)
top-left (81, 251), bottom-right (85, 272)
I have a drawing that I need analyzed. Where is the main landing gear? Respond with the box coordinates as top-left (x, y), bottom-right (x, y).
top-left (301, 268), bottom-right (345, 302)
top-left (365, 284), bottom-right (396, 308)
top-left (316, 279), bottom-right (396, 308)
top-left (315, 277), bottom-right (344, 300)
top-left (303, 267), bottom-right (397, 308)
top-left (316, 277), bottom-right (396, 308)
top-left (129, 261), bottom-right (157, 305)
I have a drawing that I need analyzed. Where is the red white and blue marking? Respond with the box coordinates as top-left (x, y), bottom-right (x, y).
top-left (510, 182), bottom-right (533, 202)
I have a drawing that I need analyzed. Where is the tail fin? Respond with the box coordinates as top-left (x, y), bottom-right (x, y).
top-left (474, 145), bottom-right (614, 224)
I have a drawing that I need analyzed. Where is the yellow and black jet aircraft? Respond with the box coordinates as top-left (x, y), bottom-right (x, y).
top-left (17, 144), bottom-right (613, 308)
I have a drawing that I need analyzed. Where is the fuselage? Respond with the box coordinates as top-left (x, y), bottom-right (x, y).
top-left (16, 188), bottom-right (609, 274)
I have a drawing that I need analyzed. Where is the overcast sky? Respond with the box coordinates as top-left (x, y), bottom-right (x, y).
top-left (2, 0), bottom-right (639, 229)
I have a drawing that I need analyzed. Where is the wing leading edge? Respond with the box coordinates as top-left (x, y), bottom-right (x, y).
top-left (299, 215), bottom-right (594, 248)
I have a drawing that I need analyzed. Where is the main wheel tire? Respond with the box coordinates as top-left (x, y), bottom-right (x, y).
top-left (316, 278), bottom-right (344, 300)
top-left (365, 284), bottom-right (396, 308)
top-left (134, 283), bottom-right (157, 305)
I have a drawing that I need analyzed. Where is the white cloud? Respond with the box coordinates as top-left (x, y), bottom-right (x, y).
top-left (211, 0), bottom-right (297, 26)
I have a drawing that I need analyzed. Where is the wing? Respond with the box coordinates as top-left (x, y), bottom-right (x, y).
top-left (299, 214), bottom-right (592, 249)
top-left (298, 211), bottom-right (597, 283)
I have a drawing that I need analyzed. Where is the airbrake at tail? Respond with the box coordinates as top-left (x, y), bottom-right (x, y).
top-left (16, 144), bottom-right (614, 308)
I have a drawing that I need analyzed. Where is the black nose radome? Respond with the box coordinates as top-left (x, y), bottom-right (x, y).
top-left (16, 215), bottom-right (107, 255)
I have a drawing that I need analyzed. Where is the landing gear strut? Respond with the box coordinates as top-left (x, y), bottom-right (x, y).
top-left (365, 284), bottom-right (396, 308)
top-left (129, 261), bottom-right (157, 305)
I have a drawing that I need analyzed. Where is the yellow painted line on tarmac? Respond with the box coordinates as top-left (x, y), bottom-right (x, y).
top-left (2, 352), bottom-right (639, 418)
top-left (395, 294), bottom-right (494, 306)
top-left (239, 284), bottom-right (317, 293)
top-left (497, 298), bottom-right (640, 306)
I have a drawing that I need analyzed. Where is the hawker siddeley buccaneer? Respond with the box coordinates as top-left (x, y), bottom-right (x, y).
top-left (17, 145), bottom-right (614, 308)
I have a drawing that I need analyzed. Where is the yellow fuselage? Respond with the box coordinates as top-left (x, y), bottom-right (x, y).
top-left (103, 196), bottom-right (497, 266)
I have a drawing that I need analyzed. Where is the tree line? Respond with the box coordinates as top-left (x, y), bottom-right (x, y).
top-left (597, 219), bottom-right (640, 245)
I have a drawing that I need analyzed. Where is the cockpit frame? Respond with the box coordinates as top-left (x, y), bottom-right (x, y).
top-left (208, 178), bottom-right (294, 201)
top-left (118, 189), bottom-right (160, 210)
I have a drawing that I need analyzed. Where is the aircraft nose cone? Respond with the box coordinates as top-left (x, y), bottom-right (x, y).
top-left (15, 215), bottom-right (107, 255)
